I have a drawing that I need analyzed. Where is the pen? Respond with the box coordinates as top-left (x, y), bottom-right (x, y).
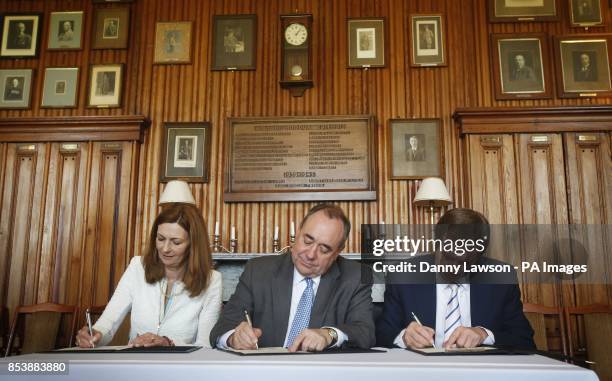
top-left (411, 311), bottom-right (437, 349)
top-left (244, 310), bottom-right (258, 349)
top-left (85, 308), bottom-right (94, 348)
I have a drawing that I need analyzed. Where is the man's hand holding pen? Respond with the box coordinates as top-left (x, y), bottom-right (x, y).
top-left (228, 321), bottom-right (262, 350)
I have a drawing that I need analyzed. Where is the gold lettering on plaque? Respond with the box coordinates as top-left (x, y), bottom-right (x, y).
top-left (577, 135), bottom-right (597, 142)
top-left (531, 135), bottom-right (549, 143)
top-left (17, 144), bottom-right (36, 151)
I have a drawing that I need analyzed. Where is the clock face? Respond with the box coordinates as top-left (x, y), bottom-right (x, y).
top-left (284, 23), bottom-right (308, 46)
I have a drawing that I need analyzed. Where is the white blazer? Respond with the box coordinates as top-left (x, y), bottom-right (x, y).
top-left (93, 256), bottom-right (222, 347)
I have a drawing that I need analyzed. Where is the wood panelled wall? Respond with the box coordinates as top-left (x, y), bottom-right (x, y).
top-left (0, 1), bottom-right (610, 281)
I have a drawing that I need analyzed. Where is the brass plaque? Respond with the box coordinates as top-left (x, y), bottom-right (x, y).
top-left (224, 115), bottom-right (377, 202)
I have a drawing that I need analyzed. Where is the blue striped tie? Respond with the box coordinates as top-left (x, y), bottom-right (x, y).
top-left (444, 284), bottom-right (462, 342)
top-left (285, 277), bottom-right (314, 347)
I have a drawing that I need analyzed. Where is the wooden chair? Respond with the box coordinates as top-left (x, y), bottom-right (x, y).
top-left (4, 303), bottom-right (78, 357)
top-left (88, 305), bottom-right (131, 346)
top-left (523, 303), bottom-right (567, 356)
top-left (565, 304), bottom-right (612, 381)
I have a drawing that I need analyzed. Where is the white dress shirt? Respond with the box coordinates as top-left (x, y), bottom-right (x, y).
top-left (93, 256), bottom-right (222, 347)
top-left (218, 267), bottom-right (347, 348)
top-left (393, 283), bottom-right (494, 348)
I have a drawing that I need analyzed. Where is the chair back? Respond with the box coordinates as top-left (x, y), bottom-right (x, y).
top-left (88, 305), bottom-right (131, 346)
top-left (523, 303), bottom-right (566, 355)
top-left (4, 303), bottom-right (78, 357)
top-left (565, 304), bottom-right (612, 381)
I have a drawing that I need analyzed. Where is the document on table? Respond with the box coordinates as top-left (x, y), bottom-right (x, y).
top-left (222, 347), bottom-right (309, 355)
top-left (56, 346), bottom-right (131, 352)
top-left (407, 346), bottom-right (527, 356)
top-left (53, 346), bottom-right (201, 353)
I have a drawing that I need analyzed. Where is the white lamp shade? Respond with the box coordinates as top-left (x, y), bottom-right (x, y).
top-left (413, 177), bottom-right (452, 207)
top-left (159, 180), bottom-right (196, 205)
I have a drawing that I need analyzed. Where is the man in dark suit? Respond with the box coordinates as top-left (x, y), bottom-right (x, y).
top-left (210, 204), bottom-right (375, 351)
top-left (376, 208), bottom-right (535, 350)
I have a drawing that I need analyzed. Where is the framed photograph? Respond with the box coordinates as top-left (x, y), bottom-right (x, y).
top-left (154, 21), bottom-right (193, 64)
top-left (0, 69), bottom-right (33, 109)
top-left (88, 64), bottom-right (123, 107)
top-left (490, 34), bottom-right (552, 99)
top-left (47, 11), bottom-right (83, 50)
top-left (41, 67), bottom-right (79, 108)
top-left (92, 8), bottom-right (130, 49)
top-left (388, 119), bottom-right (442, 180)
top-left (160, 122), bottom-right (211, 183)
top-left (570, 0), bottom-right (605, 27)
top-left (410, 15), bottom-right (446, 67)
top-left (0, 13), bottom-right (42, 57)
top-left (554, 35), bottom-right (612, 97)
top-left (211, 14), bottom-right (257, 70)
top-left (488, 0), bottom-right (558, 22)
top-left (347, 18), bottom-right (385, 68)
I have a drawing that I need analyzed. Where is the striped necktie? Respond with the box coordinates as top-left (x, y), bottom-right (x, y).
top-left (444, 284), bottom-right (462, 342)
top-left (285, 277), bottom-right (314, 347)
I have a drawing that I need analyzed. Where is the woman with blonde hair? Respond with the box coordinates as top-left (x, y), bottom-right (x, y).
top-left (76, 204), bottom-right (222, 347)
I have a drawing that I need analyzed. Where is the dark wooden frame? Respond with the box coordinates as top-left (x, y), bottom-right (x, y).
top-left (0, 68), bottom-right (34, 109)
top-left (41, 67), bottom-right (79, 108)
top-left (5, 302), bottom-right (78, 357)
top-left (91, 7), bottom-right (130, 49)
top-left (160, 122), bottom-right (211, 183)
top-left (409, 14), bottom-right (447, 67)
top-left (388, 118), bottom-right (444, 180)
top-left (347, 18), bottom-right (386, 68)
top-left (224, 115), bottom-right (377, 202)
top-left (554, 34), bottom-right (612, 98)
top-left (0, 13), bottom-right (42, 58)
top-left (488, 0), bottom-right (558, 22)
top-left (569, 0), bottom-right (605, 27)
top-left (153, 21), bottom-right (193, 64)
top-left (87, 63), bottom-right (124, 108)
top-left (490, 33), bottom-right (553, 100)
top-left (47, 11), bottom-right (84, 50)
top-left (211, 14), bottom-right (257, 71)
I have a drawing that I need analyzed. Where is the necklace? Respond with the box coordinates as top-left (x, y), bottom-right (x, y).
top-left (157, 278), bottom-right (180, 334)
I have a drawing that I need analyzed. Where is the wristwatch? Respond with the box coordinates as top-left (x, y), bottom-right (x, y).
top-left (326, 328), bottom-right (338, 346)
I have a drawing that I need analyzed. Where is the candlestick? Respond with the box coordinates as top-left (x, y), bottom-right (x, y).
top-left (231, 226), bottom-right (236, 240)
top-left (274, 226), bottom-right (279, 240)
top-left (214, 221), bottom-right (219, 236)
top-left (230, 238), bottom-right (237, 253)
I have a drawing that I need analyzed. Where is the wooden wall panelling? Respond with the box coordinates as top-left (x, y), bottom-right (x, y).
top-left (564, 132), bottom-right (612, 306)
top-left (516, 133), bottom-right (569, 307)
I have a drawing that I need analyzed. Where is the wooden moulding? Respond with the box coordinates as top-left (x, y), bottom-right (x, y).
top-left (454, 106), bottom-right (612, 135)
top-left (0, 115), bottom-right (150, 143)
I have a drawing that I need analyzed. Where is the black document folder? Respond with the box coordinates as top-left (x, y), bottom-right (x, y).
top-left (51, 346), bottom-right (201, 354)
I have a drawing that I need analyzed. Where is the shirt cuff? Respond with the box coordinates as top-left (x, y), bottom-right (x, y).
top-left (322, 327), bottom-right (348, 348)
top-left (217, 329), bottom-right (235, 349)
top-left (478, 326), bottom-right (495, 345)
top-left (393, 329), bottom-right (407, 349)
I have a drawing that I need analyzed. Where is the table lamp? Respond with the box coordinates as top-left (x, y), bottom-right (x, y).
top-left (159, 180), bottom-right (196, 205)
top-left (413, 177), bottom-right (452, 225)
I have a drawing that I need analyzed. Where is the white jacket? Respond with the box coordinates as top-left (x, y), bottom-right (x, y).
top-left (93, 256), bottom-right (222, 347)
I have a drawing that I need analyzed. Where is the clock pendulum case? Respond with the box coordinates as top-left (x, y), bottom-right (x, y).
top-left (280, 14), bottom-right (313, 97)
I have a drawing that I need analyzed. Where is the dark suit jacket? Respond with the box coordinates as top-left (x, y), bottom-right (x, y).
top-left (210, 253), bottom-right (375, 349)
top-left (376, 256), bottom-right (535, 349)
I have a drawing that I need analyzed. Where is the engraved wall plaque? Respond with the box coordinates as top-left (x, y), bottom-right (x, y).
top-left (224, 115), bottom-right (377, 202)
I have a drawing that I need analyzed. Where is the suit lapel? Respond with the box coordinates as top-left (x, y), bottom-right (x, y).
top-left (309, 259), bottom-right (340, 328)
top-left (271, 253), bottom-right (294, 345)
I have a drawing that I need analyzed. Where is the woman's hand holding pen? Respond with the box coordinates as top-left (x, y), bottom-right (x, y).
top-left (76, 326), bottom-right (102, 348)
top-left (228, 321), bottom-right (262, 350)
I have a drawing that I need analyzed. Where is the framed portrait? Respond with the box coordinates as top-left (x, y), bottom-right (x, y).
top-left (570, 0), bottom-right (605, 27)
top-left (347, 18), bottom-right (385, 68)
top-left (92, 8), bottom-right (130, 49)
top-left (41, 67), bottom-right (79, 108)
top-left (160, 122), bottom-right (211, 183)
top-left (490, 34), bottom-right (553, 99)
top-left (554, 35), bottom-right (612, 98)
top-left (47, 11), bottom-right (83, 50)
top-left (488, 0), bottom-right (558, 22)
top-left (0, 13), bottom-right (42, 58)
top-left (88, 64), bottom-right (123, 107)
top-left (154, 21), bottom-right (193, 64)
top-left (410, 15), bottom-right (446, 67)
top-left (388, 119), bottom-right (443, 180)
top-left (0, 69), bottom-right (33, 109)
top-left (211, 14), bottom-right (257, 70)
